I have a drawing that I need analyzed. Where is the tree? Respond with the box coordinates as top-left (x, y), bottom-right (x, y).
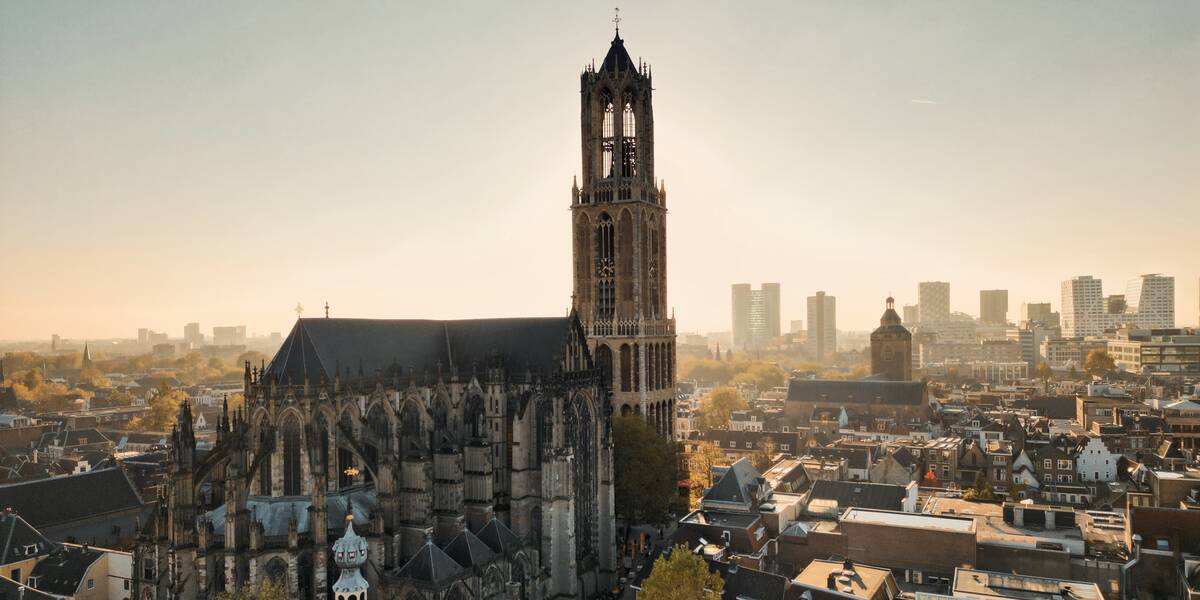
top-left (613, 415), bottom-right (677, 525)
top-left (697, 387), bottom-right (747, 431)
top-left (639, 544), bottom-right (724, 600)
top-left (1034, 361), bottom-right (1053, 391)
top-left (213, 579), bottom-right (288, 600)
top-left (687, 442), bottom-right (727, 507)
top-left (78, 367), bottom-right (111, 388)
top-left (134, 382), bottom-right (188, 431)
top-left (1085, 349), bottom-right (1116, 380)
top-left (751, 436), bottom-right (778, 473)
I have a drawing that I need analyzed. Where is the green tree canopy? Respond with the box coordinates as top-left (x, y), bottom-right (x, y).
top-left (698, 387), bottom-right (747, 430)
top-left (640, 544), bottom-right (724, 600)
top-left (613, 415), bottom-right (677, 524)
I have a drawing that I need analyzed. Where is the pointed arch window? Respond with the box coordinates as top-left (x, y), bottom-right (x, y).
top-left (621, 96), bottom-right (637, 176)
top-left (281, 415), bottom-right (302, 495)
top-left (595, 213), bottom-right (615, 321)
top-left (257, 419), bottom-right (272, 495)
top-left (601, 93), bottom-right (616, 179)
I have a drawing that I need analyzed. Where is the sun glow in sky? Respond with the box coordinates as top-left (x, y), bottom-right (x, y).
top-left (2, 1), bottom-right (1198, 341)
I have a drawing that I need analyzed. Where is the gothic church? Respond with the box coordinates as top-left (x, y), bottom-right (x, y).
top-left (137, 30), bottom-right (673, 600)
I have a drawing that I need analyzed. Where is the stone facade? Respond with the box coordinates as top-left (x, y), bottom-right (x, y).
top-left (136, 316), bottom-right (616, 600)
top-left (571, 32), bottom-right (676, 435)
top-left (870, 297), bottom-right (912, 381)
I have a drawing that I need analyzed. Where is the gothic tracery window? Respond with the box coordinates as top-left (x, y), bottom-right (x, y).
top-left (621, 97), bottom-right (637, 176)
top-left (601, 93), bottom-right (615, 179)
top-left (400, 400), bottom-right (425, 455)
top-left (281, 414), bottom-right (303, 495)
top-left (595, 213), bottom-right (615, 321)
top-left (572, 395), bottom-right (596, 557)
top-left (257, 418), bottom-right (272, 495)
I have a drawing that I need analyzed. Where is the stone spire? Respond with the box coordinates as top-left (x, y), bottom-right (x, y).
top-left (331, 505), bottom-right (369, 600)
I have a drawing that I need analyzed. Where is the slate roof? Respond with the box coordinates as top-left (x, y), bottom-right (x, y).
top-left (442, 529), bottom-right (497, 569)
top-left (787, 379), bottom-right (926, 406)
top-left (600, 33), bottom-right (637, 73)
top-left (29, 546), bottom-right (102, 596)
top-left (205, 487), bottom-right (375, 538)
top-left (397, 538), bottom-right (464, 585)
top-left (0, 468), bottom-right (143, 529)
top-left (703, 458), bottom-right (764, 507)
top-left (36, 428), bottom-right (111, 450)
top-left (808, 480), bottom-right (907, 512)
top-left (0, 511), bottom-right (54, 566)
top-left (266, 317), bottom-right (583, 384)
top-left (717, 563), bottom-right (788, 600)
top-left (477, 518), bottom-right (522, 556)
top-left (0, 574), bottom-right (55, 600)
top-left (804, 447), bottom-right (869, 471)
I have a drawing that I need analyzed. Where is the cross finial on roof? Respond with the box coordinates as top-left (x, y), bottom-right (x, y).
top-left (294, 303), bottom-right (304, 319)
top-left (325, 301), bottom-right (330, 319)
top-left (613, 7), bottom-right (621, 34)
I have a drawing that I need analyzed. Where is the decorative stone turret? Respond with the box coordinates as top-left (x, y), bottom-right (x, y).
top-left (332, 506), bottom-right (369, 600)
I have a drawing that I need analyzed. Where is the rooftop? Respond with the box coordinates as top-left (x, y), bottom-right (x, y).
top-left (794, 559), bottom-right (899, 600)
top-left (841, 508), bottom-right (975, 534)
top-left (952, 567), bottom-right (1103, 600)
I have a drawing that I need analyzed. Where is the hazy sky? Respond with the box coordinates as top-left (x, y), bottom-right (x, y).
top-left (2, 1), bottom-right (1198, 342)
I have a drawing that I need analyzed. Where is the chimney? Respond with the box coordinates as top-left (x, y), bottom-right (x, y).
top-left (827, 572), bottom-right (837, 590)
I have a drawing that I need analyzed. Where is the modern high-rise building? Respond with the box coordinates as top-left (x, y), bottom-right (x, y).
top-left (1020, 302), bottom-right (1060, 328)
top-left (731, 283), bottom-right (781, 350)
top-left (732, 284), bottom-right (751, 348)
top-left (918, 281), bottom-right (950, 323)
top-left (901, 304), bottom-right (918, 326)
top-left (979, 290), bottom-right (1009, 325)
top-left (1125, 274), bottom-right (1175, 329)
top-left (1061, 275), bottom-right (1104, 338)
top-left (806, 291), bottom-right (837, 360)
top-left (790, 320), bottom-right (805, 334)
top-left (184, 322), bottom-right (203, 347)
top-left (212, 325), bottom-right (247, 346)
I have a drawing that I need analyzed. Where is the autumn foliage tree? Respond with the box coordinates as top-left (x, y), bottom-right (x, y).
top-left (131, 382), bottom-right (189, 431)
top-left (1085, 349), bottom-right (1116, 380)
top-left (697, 387), bottom-right (747, 430)
top-left (639, 545), bottom-right (724, 600)
top-left (213, 579), bottom-right (287, 600)
top-left (687, 441), bottom-right (727, 507)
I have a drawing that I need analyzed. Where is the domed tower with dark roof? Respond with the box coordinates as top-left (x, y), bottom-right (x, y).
top-left (570, 22), bottom-right (676, 436)
top-left (871, 297), bottom-right (913, 381)
top-left (331, 509), bottom-right (369, 600)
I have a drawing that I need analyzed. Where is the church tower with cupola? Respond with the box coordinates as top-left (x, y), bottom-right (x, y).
top-left (871, 297), bottom-right (913, 381)
top-left (331, 509), bottom-right (369, 600)
top-left (571, 22), bottom-right (676, 435)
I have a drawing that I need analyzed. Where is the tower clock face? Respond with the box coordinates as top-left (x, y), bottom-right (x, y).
top-left (598, 258), bottom-right (615, 278)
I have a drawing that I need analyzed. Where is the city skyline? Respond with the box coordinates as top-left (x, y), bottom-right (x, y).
top-left (3, 1), bottom-right (1199, 340)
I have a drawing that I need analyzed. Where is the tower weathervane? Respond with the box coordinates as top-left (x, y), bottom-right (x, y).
top-left (613, 7), bottom-right (620, 33)
top-left (325, 301), bottom-right (330, 319)
top-left (294, 303), bottom-right (304, 319)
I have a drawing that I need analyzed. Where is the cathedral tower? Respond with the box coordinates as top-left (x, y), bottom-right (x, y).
top-left (572, 27), bottom-right (676, 435)
top-left (870, 297), bottom-right (913, 381)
